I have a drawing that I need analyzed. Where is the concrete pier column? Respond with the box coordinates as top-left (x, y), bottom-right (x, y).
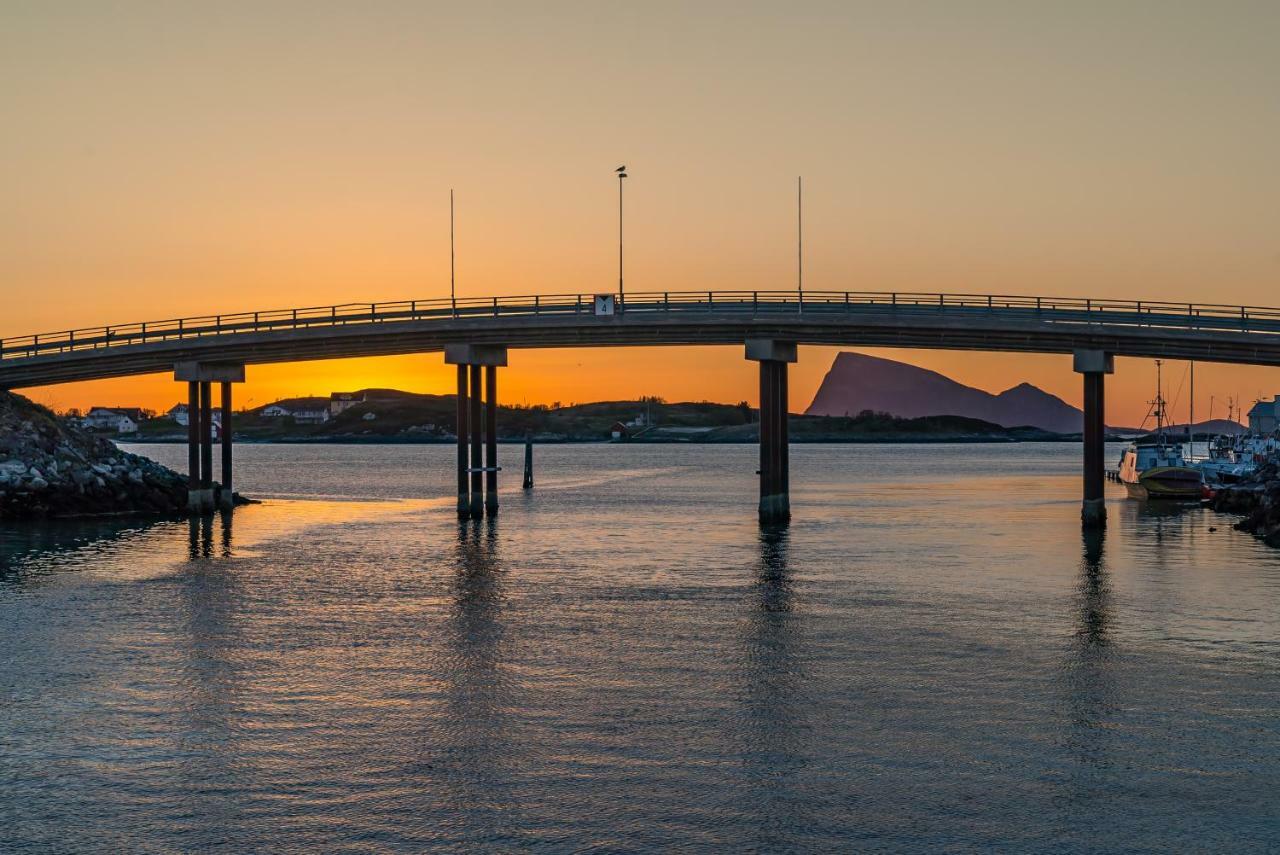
top-left (220, 381), bottom-right (234, 509)
top-left (469, 364), bottom-right (483, 519)
top-left (776, 358), bottom-right (789, 503)
top-left (444, 345), bottom-right (509, 519)
top-left (746, 339), bottom-right (797, 525)
top-left (456, 365), bottom-right (470, 518)
top-left (199, 381), bottom-right (213, 496)
top-left (187, 381), bottom-right (200, 511)
top-left (175, 362), bottom-right (245, 515)
top-left (1074, 350), bottom-right (1114, 528)
top-left (485, 364), bottom-right (499, 517)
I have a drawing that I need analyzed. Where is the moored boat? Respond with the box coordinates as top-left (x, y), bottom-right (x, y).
top-left (1191, 432), bottom-right (1276, 486)
top-left (1119, 361), bottom-right (1203, 501)
top-left (1119, 442), bottom-right (1202, 499)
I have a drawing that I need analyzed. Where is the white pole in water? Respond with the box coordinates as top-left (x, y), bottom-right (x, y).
top-left (1189, 360), bottom-right (1195, 454)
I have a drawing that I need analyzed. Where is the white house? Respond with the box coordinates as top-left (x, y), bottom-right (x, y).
top-left (1248, 396), bottom-right (1280, 435)
top-left (167, 404), bottom-right (223, 427)
top-left (261, 398), bottom-right (331, 424)
top-left (83, 407), bottom-right (146, 433)
top-left (330, 392), bottom-right (361, 417)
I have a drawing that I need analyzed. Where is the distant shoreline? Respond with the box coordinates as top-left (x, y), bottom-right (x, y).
top-left (119, 434), bottom-right (1123, 446)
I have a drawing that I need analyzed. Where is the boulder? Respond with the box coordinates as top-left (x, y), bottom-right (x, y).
top-left (0, 390), bottom-right (191, 520)
top-left (1212, 462), bottom-right (1280, 548)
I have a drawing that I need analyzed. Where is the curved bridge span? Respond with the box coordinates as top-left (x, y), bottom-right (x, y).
top-left (4, 290), bottom-right (1280, 388)
top-left (5, 289), bottom-right (1276, 528)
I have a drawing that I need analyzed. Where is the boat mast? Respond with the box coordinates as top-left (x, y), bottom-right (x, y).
top-left (1154, 360), bottom-right (1165, 443)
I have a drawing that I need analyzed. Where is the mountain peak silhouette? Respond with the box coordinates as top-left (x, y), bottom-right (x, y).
top-left (806, 352), bottom-right (1084, 433)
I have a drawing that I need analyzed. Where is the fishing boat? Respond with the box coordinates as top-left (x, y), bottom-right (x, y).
top-left (1118, 361), bottom-right (1203, 500)
top-left (1193, 432), bottom-right (1278, 485)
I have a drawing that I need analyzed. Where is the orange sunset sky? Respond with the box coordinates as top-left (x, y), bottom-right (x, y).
top-left (4, 2), bottom-right (1279, 427)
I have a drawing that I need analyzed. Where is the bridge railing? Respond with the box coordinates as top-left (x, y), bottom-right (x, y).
top-left (5, 290), bottom-right (1280, 361)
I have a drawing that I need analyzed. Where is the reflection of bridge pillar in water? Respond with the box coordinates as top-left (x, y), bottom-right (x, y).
top-left (446, 345), bottom-right (508, 520)
top-left (1062, 527), bottom-right (1117, 771)
top-left (747, 339), bottom-right (796, 525)
top-left (1074, 350), bottom-right (1114, 528)
top-left (187, 513), bottom-right (215, 559)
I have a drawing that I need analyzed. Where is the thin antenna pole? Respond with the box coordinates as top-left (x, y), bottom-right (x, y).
top-left (797, 176), bottom-right (803, 310)
top-left (1189, 360), bottom-right (1195, 450)
top-left (450, 189), bottom-right (456, 315)
top-left (618, 171), bottom-right (624, 309)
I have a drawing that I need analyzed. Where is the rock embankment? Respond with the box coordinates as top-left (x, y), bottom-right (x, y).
top-left (0, 391), bottom-right (188, 519)
top-left (1211, 462), bottom-right (1280, 547)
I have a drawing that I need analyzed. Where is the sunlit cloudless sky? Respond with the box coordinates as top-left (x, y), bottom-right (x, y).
top-left (3, 1), bottom-right (1278, 424)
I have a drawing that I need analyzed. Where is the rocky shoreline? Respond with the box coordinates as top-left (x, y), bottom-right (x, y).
top-left (0, 391), bottom-right (192, 520)
top-left (1210, 462), bottom-right (1280, 547)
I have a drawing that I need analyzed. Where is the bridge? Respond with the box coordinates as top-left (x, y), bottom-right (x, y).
top-left (5, 289), bottom-right (1280, 526)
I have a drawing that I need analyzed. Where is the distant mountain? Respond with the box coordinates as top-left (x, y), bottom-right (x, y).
top-left (805, 352), bottom-right (1087, 433)
top-left (1145, 419), bottom-right (1247, 438)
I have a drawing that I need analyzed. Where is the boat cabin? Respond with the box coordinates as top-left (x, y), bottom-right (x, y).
top-left (1119, 439), bottom-right (1187, 482)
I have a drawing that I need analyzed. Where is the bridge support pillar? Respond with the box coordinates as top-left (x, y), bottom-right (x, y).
top-left (747, 340), bottom-right (796, 525)
top-left (199, 381), bottom-right (213, 509)
top-left (455, 365), bottom-right (470, 517)
top-left (186, 381), bottom-right (202, 513)
top-left (445, 345), bottom-right (508, 519)
top-left (175, 362), bottom-right (245, 514)
top-left (1074, 350), bottom-right (1114, 528)
top-left (469, 364), bottom-right (483, 519)
top-left (220, 382), bottom-right (234, 509)
top-left (485, 365), bottom-right (499, 517)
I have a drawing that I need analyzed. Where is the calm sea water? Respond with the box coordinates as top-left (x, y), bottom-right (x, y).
top-left (3, 442), bottom-right (1279, 853)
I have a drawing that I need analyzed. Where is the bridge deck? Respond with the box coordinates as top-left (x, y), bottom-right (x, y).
top-left (4, 290), bottom-right (1280, 388)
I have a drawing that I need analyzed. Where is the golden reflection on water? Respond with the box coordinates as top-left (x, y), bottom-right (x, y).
top-left (5, 444), bottom-right (1280, 851)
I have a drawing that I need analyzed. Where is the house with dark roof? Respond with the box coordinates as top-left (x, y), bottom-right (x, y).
top-left (1247, 396), bottom-right (1280, 435)
top-left (83, 407), bottom-right (147, 433)
top-left (260, 397), bottom-right (331, 424)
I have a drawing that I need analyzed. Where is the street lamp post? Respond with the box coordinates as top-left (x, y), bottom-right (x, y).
top-left (797, 175), bottom-right (803, 312)
top-left (450, 189), bottom-right (456, 317)
top-left (616, 165), bottom-right (627, 311)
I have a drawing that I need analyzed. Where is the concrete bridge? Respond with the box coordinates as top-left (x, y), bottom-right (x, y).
top-left (5, 290), bottom-right (1280, 526)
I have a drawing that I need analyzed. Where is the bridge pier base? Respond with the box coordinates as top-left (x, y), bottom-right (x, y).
top-left (446, 345), bottom-right (508, 519)
top-left (747, 339), bottom-right (796, 525)
top-left (1074, 350), bottom-right (1114, 529)
top-left (176, 362), bottom-right (244, 515)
